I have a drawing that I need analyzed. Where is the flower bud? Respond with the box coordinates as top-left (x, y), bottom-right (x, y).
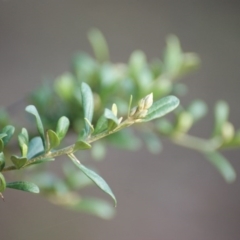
top-left (129, 106), bottom-right (138, 117)
top-left (112, 103), bottom-right (118, 116)
top-left (143, 93), bottom-right (153, 110)
top-left (221, 121), bottom-right (234, 143)
top-left (138, 99), bottom-right (145, 111)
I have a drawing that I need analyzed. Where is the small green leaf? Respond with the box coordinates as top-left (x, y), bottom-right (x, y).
top-left (204, 151), bottom-right (236, 183)
top-left (164, 35), bottom-right (182, 76)
top-left (84, 118), bottom-right (94, 134)
top-left (11, 155), bottom-right (27, 169)
top-left (175, 111), bottom-right (193, 133)
top-left (69, 198), bottom-right (115, 219)
top-left (69, 154), bottom-right (117, 206)
top-left (73, 140), bottom-right (92, 152)
top-left (21, 128), bottom-right (29, 143)
top-left (72, 53), bottom-right (97, 81)
top-left (6, 181), bottom-right (40, 193)
top-left (0, 173), bottom-right (6, 192)
top-left (104, 108), bottom-right (119, 131)
top-left (47, 130), bottom-right (60, 150)
top-left (0, 125), bottom-right (15, 145)
top-left (54, 72), bottom-right (75, 101)
top-left (0, 133), bottom-right (7, 139)
top-left (213, 101), bottom-right (229, 137)
top-left (88, 28), bottom-right (109, 63)
top-left (27, 137), bottom-right (44, 159)
top-left (18, 132), bottom-right (28, 157)
top-left (94, 115), bottom-right (108, 135)
top-left (187, 100), bottom-right (208, 122)
top-left (56, 116), bottom-right (70, 141)
top-left (0, 152), bottom-right (5, 171)
top-left (142, 96), bottom-right (180, 122)
top-left (81, 82), bottom-right (94, 137)
top-left (129, 50), bottom-right (147, 78)
top-left (221, 121), bottom-right (234, 143)
top-left (25, 105), bottom-right (45, 147)
top-left (179, 53), bottom-right (200, 76)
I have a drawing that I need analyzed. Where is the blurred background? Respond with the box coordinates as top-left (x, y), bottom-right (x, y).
top-left (1, 0), bottom-right (240, 239)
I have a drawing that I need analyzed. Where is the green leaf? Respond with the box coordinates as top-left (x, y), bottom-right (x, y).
top-left (0, 173), bottom-right (6, 192)
top-left (27, 137), bottom-right (44, 159)
top-left (204, 151), bottom-right (236, 183)
top-left (73, 140), bottom-right (92, 152)
top-left (25, 105), bottom-right (45, 147)
top-left (54, 72), bottom-right (75, 101)
top-left (99, 64), bottom-right (121, 93)
top-left (72, 53), bottom-right (97, 81)
top-left (47, 130), bottom-right (60, 150)
top-left (69, 198), bottom-right (115, 219)
top-left (129, 50), bottom-right (147, 77)
top-left (79, 165), bottom-right (116, 206)
top-left (81, 82), bottom-right (94, 137)
top-left (94, 115), bottom-right (108, 135)
top-left (18, 132), bottom-right (28, 157)
top-left (179, 53), bottom-right (200, 76)
top-left (0, 152), bottom-right (5, 171)
top-left (187, 100), bottom-right (208, 122)
top-left (213, 101), bottom-right (229, 136)
top-left (6, 181), bottom-right (40, 193)
top-left (21, 128), bottom-right (29, 143)
top-left (0, 125), bottom-right (15, 145)
top-left (11, 155), bottom-right (27, 169)
top-left (164, 35), bottom-right (182, 76)
top-left (0, 133), bottom-right (7, 139)
top-left (175, 111), bottom-right (193, 133)
top-left (142, 96), bottom-right (180, 122)
top-left (56, 116), bottom-right (70, 141)
top-left (88, 28), bottom-right (109, 63)
top-left (69, 155), bottom-right (117, 206)
top-left (104, 108), bottom-right (119, 131)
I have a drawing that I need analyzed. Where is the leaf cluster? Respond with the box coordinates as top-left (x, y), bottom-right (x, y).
top-left (26, 29), bottom-right (239, 183)
top-left (0, 80), bottom-right (179, 217)
top-left (1, 29), bottom-right (239, 217)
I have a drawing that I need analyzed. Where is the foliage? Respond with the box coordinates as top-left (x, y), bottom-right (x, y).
top-left (0, 81), bottom-right (178, 218)
top-left (0, 29), bottom-right (239, 218)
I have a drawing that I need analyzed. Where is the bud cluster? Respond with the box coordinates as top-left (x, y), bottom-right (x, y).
top-left (129, 93), bottom-right (153, 119)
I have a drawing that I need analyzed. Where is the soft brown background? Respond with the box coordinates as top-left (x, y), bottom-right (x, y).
top-left (1, 1), bottom-right (240, 239)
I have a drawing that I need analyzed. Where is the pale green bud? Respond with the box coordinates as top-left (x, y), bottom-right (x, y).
top-left (112, 103), bottom-right (118, 117)
top-left (138, 99), bottom-right (145, 111)
top-left (143, 93), bottom-right (153, 110)
top-left (221, 121), bottom-right (234, 143)
top-left (129, 106), bottom-right (138, 117)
